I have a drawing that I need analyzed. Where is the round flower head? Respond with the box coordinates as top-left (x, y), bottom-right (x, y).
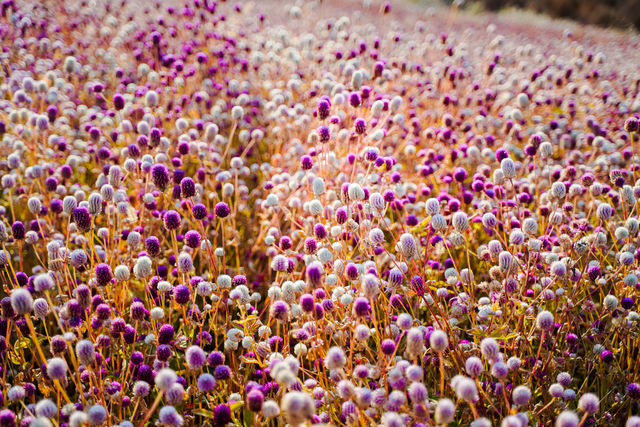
top-left (482, 212), bottom-right (497, 228)
top-left (163, 210), bottom-right (182, 230)
top-left (75, 340), bottom-right (95, 365)
top-left (33, 298), bottom-right (49, 318)
top-left (214, 202), bottom-right (230, 218)
top-left (399, 233), bottom-right (417, 259)
top-left (213, 404), bottom-right (232, 426)
top-left (197, 373), bottom-right (216, 392)
top-left (46, 357), bottom-right (68, 380)
top-left (133, 381), bottom-right (150, 397)
top-left (407, 382), bottom-right (428, 404)
top-left (262, 400), bottom-right (280, 418)
top-left (429, 330), bottom-right (449, 352)
top-left (578, 393), bottom-right (599, 414)
top-left (500, 158), bottom-right (516, 178)
top-left (165, 383), bottom-right (185, 406)
top-left (27, 417), bottom-right (52, 427)
top-left (155, 368), bottom-right (177, 391)
top-left (492, 361), bottom-right (509, 378)
top-left (435, 398), bottom-right (456, 424)
top-left (627, 417), bottom-right (640, 427)
top-left (465, 356), bottom-right (484, 378)
top-left (512, 385), bottom-right (531, 406)
top-left (247, 389), bottom-right (265, 412)
top-left (281, 391), bottom-right (315, 425)
top-left (151, 164), bottom-right (170, 189)
top-left (555, 410), bottom-right (579, 427)
top-left (177, 252), bottom-right (194, 273)
top-left (87, 405), bottom-right (107, 426)
top-left (0, 409), bottom-right (17, 427)
top-left (471, 418), bottom-right (492, 427)
top-left (69, 411), bottom-right (88, 427)
top-left (34, 273), bottom-right (55, 292)
top-left (452, 212), bottom-right (469, 233)
top-left (405, 327), bottom-right (425, 359)
top-left (158, 406), bottom-right (183, 426)
top-left (325, 347), bottom-right (346, 370)
top-left (94, 263), bottom-right (112, 286)
top-left (454, 376), bottom-right (478, 402)
top-left (185, 345), bottom-right (206, 370)
top-left (536, 310), bottom-right (554, 330)
top-left (114, 265), bottom-right (130, 282)
top-left (7, 385), bottom-right (25, 401)
top-left (72, 207), bottom-right (91, 231)
top-left (10, 288), bottom-right (33, 316)
top-left (480, 337), bottom-right (500, 361)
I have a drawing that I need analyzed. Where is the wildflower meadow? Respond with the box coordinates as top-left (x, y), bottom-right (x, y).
top-left (0, 0), bottom-right (639, 425)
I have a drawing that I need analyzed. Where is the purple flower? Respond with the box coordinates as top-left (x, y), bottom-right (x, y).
top-left (73, 207), bottom-right (92, 231)
top-left (212, 404), bottom-right (231, 426)
top-left (214, 365), bottom-right (231, 381)
top-left (214, 202), bottom-right (230, 218)
top-left (163, 210), bottom-right (182, 230)
top-left (152, 164), bottom-right (170, 189)
top-left (95, 263), bottom-right (113, 287)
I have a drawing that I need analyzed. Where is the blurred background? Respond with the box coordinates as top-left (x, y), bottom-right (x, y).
top-left (424, 0), bottom-right (640, 30)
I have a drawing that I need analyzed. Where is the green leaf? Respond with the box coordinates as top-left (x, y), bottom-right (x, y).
top-left (229, 401), bottom-right (244, 412)
top-left (15, 337), bottom-right (31, 349)
top-left (193, 409), bottom-right (214, 418)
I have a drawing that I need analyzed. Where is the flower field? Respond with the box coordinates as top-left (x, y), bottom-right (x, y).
top-left (0, 0), bottom-right (640, 425)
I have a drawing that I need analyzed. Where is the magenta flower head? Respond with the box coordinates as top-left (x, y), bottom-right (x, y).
top-left (624, 117), bottom-right (639, 133)
top-left (152, 164), bottom-right (170, 189)
top-left (180, 177), bottom-right (196, 198)
top-left (213, 404), bottom-right (231, 426)
top-left (352, 297), bottom-right (371, 317)
top-left (247, 389), bottom-right (264, 412)
top-left (214, 365), bottom-right (232, 381)
top-left (184, 230), bottom-right (201, 248)
top-left (11, 221), bottom-right (25, 240)
top-left (163, 210), bottom-right (182, 230)
top-left (215, 202), bottom-right (230, 218)
top-left (317, 126), bottom-right (330, 143)
top-left (0, 410), bottom-right (17, 427)
top-left (113, 93), bottom-right (125, 110)
top-left (173, 285), bottom-right (191, 305)
top-left (73, 206), bottom-right (92, 231)
top-left (306, 262), bottom-right (323, 288)
top-left (145, 236), bottom-right (161, 256)
top-left (192, 203), bottom-right (207, 220)
top-left (95, 263), bottom-right (113, 286)
top-left (300, 155), bottom-right (313, 170)
top-left (317, 99), bottom-right (330, 120)
top-left (270, 301), bottom-right (290, 322)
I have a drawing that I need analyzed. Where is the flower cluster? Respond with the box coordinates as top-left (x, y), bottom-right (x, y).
top-left (0, 0), bottom-right (639, 426)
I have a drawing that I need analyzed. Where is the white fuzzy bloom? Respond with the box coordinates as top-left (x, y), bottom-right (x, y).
top-left (425, 198), bottom-right (440, 215)
top-left (399, 233), bottom-right (418, 259)
top-left (500, 158), bottom-right (516, 179)
top-left (312, 177), bottom-right (325, 195)
top-left (452, 212), bottom-right (469, 233)
top-left (114, 265), bottom-right (130, 281)
top-left (348, 183), bottom-right (365, 201)
top-left (133, 256), bottom-right (153, 279)
top-left (431, 214), bottom-right (447, 231)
